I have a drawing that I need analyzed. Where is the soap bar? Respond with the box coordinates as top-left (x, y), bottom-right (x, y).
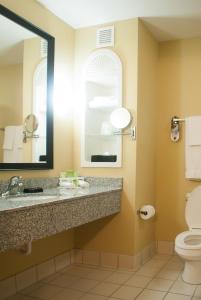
top-left (23, 187), bottom-right (43, 193)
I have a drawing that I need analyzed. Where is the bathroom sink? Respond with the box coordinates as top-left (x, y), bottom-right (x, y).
top-left (7, 194), bottom-right (56, 201)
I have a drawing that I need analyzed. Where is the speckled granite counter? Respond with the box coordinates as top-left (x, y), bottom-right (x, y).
top-left (0, 177), bottom-right (122, 252)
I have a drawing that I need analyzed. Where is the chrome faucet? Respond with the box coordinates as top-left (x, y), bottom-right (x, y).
top-left (1, 176), bottom-right (24, 197)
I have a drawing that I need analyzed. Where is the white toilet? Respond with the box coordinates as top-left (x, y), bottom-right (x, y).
top-left (175, 186), bottom-right (201, 284)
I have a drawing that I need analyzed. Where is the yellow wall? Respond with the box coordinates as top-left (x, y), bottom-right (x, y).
top-left (0, 64), bottom-right (23, 161)
top-left (135, 21), bottom-right (158, 253)
top-left (156, 37), bottom-right (201, 241)
top-left (73, 19), bottom-right (138, 255)
top-left (0, 0), bottom-right (75, 279)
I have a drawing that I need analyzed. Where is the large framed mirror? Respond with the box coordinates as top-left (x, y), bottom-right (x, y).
top-left (0, 5), bottom-right (54, 170)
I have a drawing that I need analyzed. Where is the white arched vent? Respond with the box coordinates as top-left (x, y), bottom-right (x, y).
top-left (96, 26), bottom-right (114, 48)
top-left (40, 39), bottom-right (48, 58)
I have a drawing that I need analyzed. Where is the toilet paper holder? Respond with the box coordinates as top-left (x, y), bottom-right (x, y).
top-left (137, 209), bottom-right (148, 216)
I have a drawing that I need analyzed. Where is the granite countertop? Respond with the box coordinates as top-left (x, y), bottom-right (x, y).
top-left (0, 177), bottom-right (122, 252)
top-left (0, 183), bottom-right (122, 213)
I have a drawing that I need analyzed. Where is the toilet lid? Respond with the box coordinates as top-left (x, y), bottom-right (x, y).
top-left (186, 186), bottom-right (201, 229)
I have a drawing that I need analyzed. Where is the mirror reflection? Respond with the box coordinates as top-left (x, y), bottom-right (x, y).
top-left (0, 14), bottom-right (48, 163)
top-left (81, 49), bottom-right (122, 167)
top-left (110, 108), bottom-right (132, 129)
top-left (24, 114), bottom-right (38, 134)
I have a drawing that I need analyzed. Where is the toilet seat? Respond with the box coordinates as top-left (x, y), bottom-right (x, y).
top-left (176, 230), bottom-right (201, 250)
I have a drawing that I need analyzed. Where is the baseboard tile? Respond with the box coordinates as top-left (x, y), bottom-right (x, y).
top-left (83, 250), bottom-right (100, 266)
top-left (0, 241), bottom-right (156, 300)
top-left (74, 241), bottom-right (155, 271)
top-left (100, 252), bottom-right (118, 268)
top-left (0, 249), bottom-right (74, 300)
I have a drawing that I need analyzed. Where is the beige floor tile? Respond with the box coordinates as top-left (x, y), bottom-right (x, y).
top-left (70, 278), bottom-right (99, 292)
top-left (62, 266), bottom-right (94, 277)
top-left (156, 268), bottom-right (180, 280)
top-left (80, 293), bottom-right (107, 300)
top-left (153, 254), bottom-right (171, 261)
top-left (147, 278), bottom-right (174, 292)
top-left (135, 266), bottom-right (159, 277)
top-left (29, 284), bottom-right (63, 299)
top-left (107, 298), bottom-right (126, 300)
top-left (49, 273), bottom-right (79, 288)
top-left (165, 262), bottom-right (184, 271)
top-left (169, 256), bottom-right (183, 263)
top-left (143, 259), bottom-right (166, 270)
top-left (194, 285), bottom-right (201, 297)
top-left (91, 282), bottom-right (120, 297)
top-left (135, 289), bottom-right (166, 300)
top-left (164, 293), bottom-right (191, 300)
top-left (41, 273), bottom-right (60, 283)
top-left (107, 298), bottom-right (124, 300)
top-left (170, 280), bottom-right (197, 296)
top-left (125, 274), bottom-right (151, 288)
top-left (105, 272), bottom-right (133, 284)
top-left (192, 298), bottom-right (201, 300)
top-left (85, 269), bottom-right (113, 281)
top-left (112, 285), bottom-right (142, 300)
top-left (49, 288), bottom-right (84, 300)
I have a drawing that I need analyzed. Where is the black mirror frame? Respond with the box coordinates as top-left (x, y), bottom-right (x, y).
top-left (0, 4), bottom-right (54, 170)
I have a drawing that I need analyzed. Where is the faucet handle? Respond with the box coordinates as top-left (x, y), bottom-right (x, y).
top-left (9, 176), bottom-right (21, 185)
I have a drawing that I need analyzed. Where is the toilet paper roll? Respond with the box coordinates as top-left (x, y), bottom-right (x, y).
top-left (139, 205), bottom-right (155, 220)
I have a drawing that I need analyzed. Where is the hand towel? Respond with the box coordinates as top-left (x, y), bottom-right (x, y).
top-left (186, 116), bottom-right (201, 146)
top-left (15, 126), bottom-right (23, 149)
top-left (185, 116), bottom-right (201, 180)
top-left (2, 126), bottom-right (15, 150)
top-left (3, 125), bottom-right (23, 163)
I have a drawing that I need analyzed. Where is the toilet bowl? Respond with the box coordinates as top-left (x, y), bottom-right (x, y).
top-left (175, 186), bottom-right (201, 284)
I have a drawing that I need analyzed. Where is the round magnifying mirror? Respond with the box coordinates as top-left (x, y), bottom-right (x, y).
top-left (110, 108), bottom-right (132, 129)
top-left (24, 114), bottom-right (38, 133)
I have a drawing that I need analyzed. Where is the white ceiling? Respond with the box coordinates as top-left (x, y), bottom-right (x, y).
top-left (37, 0), bottom-right (201, 41)
top-left (0, 15), bottom-right (36, 65)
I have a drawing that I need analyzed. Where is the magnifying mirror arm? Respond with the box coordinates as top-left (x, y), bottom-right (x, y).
top-left (113, 126), bottom-right (136, 140)
top-left (23, 131), bottom-right (40, 143)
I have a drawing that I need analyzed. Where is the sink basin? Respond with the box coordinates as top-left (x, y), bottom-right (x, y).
top-left (7, 194), bottom-right (56, 201)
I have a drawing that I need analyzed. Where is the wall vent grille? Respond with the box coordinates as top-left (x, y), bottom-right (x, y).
top-left (96, 26), bottom-right (114, 48)
top-left (40, 39), bottom-right (48, 58)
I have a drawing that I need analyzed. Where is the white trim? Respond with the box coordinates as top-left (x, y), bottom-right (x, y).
top-left (81, 49), bottom-right (123, 168)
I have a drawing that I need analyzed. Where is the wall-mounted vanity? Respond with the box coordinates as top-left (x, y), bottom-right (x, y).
top-left (0, 177), bottom-right (122, 252)
top-left (0, 5), bottom-right (54, 170)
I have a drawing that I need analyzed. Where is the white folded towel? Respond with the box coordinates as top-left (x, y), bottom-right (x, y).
top-left (3, 125), bottom-right (23, 163)
top-left (89, 96), bottom-right (116, 108)
top-left (15, 126), bottom-right (23, 149)
top-left (186, 116), bottom-right (201, 146)
top-left (185, 116), bottom-right (201, 180)
top-left (3, 126), bottom-right (16, 150)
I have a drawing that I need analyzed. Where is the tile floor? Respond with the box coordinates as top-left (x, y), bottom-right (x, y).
top-left (7, 254), bottom-right (201, 300)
